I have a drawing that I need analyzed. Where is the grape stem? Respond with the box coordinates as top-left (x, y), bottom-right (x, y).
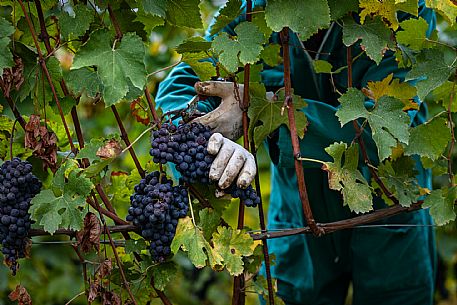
top-left (187, 190), bottom-right (197, 228)
top-left (296, 157), bottom-right (326, 165)
top-left (9, 118), bottom-right (18, 161)
top-left (121, 124), bottom-right (156, 154)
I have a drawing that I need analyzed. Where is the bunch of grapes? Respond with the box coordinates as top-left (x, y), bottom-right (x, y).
top-left (126, 171), bottom-right (188, 262)
top-left (150, 122), bottom-right (260, 207)
top-left (0, 158), bottom-right (41, 274)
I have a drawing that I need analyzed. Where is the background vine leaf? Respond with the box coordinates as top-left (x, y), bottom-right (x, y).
top-left (72, 30), bottom-right (147, 106)
top-left (265, 0), bottom-right (330, 41)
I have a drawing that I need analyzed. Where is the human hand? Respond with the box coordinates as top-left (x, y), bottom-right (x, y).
top-left (207, 133), bottom-right (256, 189)
top-left (193, 81), bottom-right (244, 141)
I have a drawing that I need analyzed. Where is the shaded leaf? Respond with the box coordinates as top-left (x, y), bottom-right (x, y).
top-left (313, 59), bottom-right (333, 73)
top-left (248, 84), bottom-right (307, 148)
top-left (149, 261), bottom-right (177, 291)
top-left (181, 52), bottom-right (216, 81)
top-left (210, 0), bottom-right (243, 36)
top-left (342, 16), bottom-right (394, 64)
top-left (125, 239), bottom-right (148, 254)
top-left (260, 44), bottom-right (281, 67)
top-left (175, 36), bottom-right (211, 54)
top-left (328, 0), bottom-right (358, 20)
top-left (404, 117), bottom-right (451, 160)
top-left (142, 0), bottom-right (167, 17)
top-left (199, 208), bottom-right (222, 240)
top-left (166, 0), bottom-right (202, 29)
top-left (406, 48), bottom-right (457, 101)
top-left (212, 22), bottom-right (264, 72)
top-left (58, 4), bottom-right (93, 38)
top-left (378, 157), bottom-right (419, 207)
top-left (265, 0), bottom-right (330, 41)
top-left (0, 17), bottom-right (15, 74)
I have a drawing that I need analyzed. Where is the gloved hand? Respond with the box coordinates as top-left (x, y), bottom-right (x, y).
top-left (194, 81), bottom-right (244, 141)
top-left (207, 133), bottom-right (256, 189)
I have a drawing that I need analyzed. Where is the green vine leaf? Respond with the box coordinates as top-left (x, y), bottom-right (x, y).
top-left (30, 189), bottom-right (86, 234)
top-left (165, 0), bottom-right (203, 29)
top-left (260, 44), bottom-right (282, 67)
top-left (58, 3), bottom-right (93, 39)
top-left (337, 88), bottom-right (410, 160)
top-left (199, 208), bottom-right (221, 241)
top-left (210, 0), bottom-right (243, 36)
top-left (30, 160), bottom-right (94, 234)
top-left (77, 137), bottom-right (105, 162)
top-left (72, 30), bottom-right (147, 107)
top-left (313, 59), bottom-right (333, 73)
top-left (148, 262), bottom-right (177, 291)
top-left (175, 36), bottom-right (211, 54)
top-left (248, 83), bottom-right (307, 148)
top-left (0, 17), bottom-right (14, 74)
top-left (423, 187), bottom-right (457, 226)
top-left (212, 21), bottom-right (264, 72)
top-left (327, 0), bottom-right (358, 20)
top-left (171, 217), bottom-right (223, 269)
top-left (378, 157), bottom-right (419, 207)
top-left (142, 0), bottom-right (167, 17)
top-left (404, 117), bottom-right (452, 160)
top-left (342, 16), bottom-right (394, 65)
top-left (396, 18), bottom-right (438, 51)
top-left (64, 68), bottom-right (103, 99)
top-left (406, 48), bottom-right (457, 101)
top-left (181, 52), bottom-right (216, 81)
top-left (212, 227), bottom-right (254, 276)
top-left (323, 142), bottom-right (373, 214)
top-left (428, 81), bottom-right (457, 112)
top-left (265, 0), bottom-right (330, 41)
top-left (125, 239), bottom-right (148, 254)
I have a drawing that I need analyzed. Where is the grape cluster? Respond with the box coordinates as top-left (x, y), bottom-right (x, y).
top-left (150, 122), bottom-right (260, 207)
top-left (126, 171), bottom-right (188, 262)
top-left (0, 158), bottom-right (41, 274)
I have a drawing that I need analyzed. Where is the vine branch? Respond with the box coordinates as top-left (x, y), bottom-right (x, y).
top-left (17, 0), bottom-right (76, 153)
top-left (280, 28), bottom-right (322, 236)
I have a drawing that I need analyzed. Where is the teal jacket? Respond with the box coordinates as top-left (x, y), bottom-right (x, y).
top-left (156, 2), bottom-right (437, 304)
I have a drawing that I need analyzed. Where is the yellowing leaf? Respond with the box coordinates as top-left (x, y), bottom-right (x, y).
top-left (248, 83), bottom-right (307, 148)
top-left (171, 217), bottom-right (223, 268)
top-left (212, 227), bottom-right (254, 276)
top-left (359, 0), bottom-right (418, 30)
top-left (426, 0), bottom-right (457, 25)
top-left (364, 73), bottom-right (418, 110)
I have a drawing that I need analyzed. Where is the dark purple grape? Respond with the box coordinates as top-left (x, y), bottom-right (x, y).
top-left (126, 171), bottom-right (188, 262)
top-left (149, 122), bottom-right (260, 207)
top-left (0, 158), bottom-right (41, 275)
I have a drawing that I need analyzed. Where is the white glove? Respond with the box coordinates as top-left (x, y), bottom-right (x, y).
top-left (194, 81), bottom-right (244, 141)
top-left (207, 133), bottom-right (256, 189)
